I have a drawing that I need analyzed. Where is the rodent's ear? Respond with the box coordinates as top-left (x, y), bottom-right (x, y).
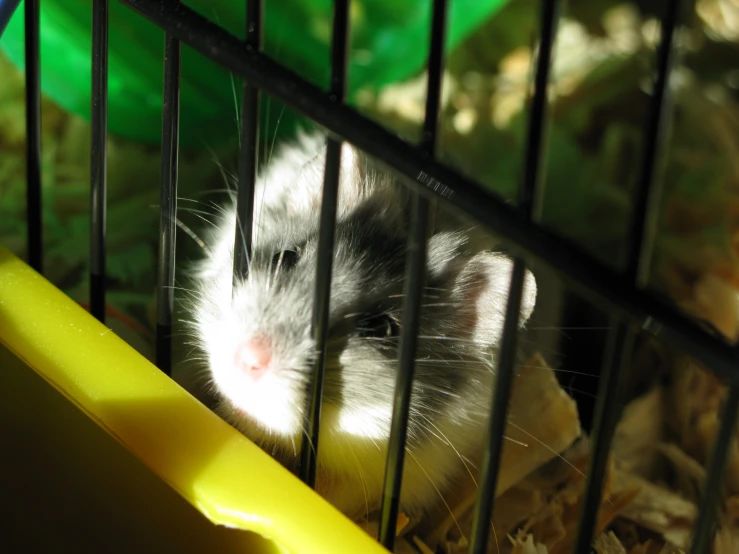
top-left (257, 132), bottom-right (379, 220)
top-left (337, 142), bottom-right (367, 214)
top-left (427, 231), bottom-right (469, 279)
top-left (291, 138), bottom-right (395, 218)
top-left (453, 252), bottom-right (537, 349)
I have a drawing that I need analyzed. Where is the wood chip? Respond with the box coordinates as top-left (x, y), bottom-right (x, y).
top-left (628, 540), bottom-right (684, 554)
top-left (714, 526), bottom-right (739, 554)
top-left (510, 533), bottom-right (549, 554)
top-left (613, 470), bottom-right (697, 550)
top-left (393, 538), bottom-right (421, 554)
top-left (356, 512), bottom-right (412, 542)
top-left (713, 495), bottom-right (739, 554)
top-left (412, 535), bottom-right (438, 554)
top-left (361, 342), bottom-right (733, 554)
top-left (656, 443), bottom-right (706, 503)
top-left (613, 387), bottom-right (665, 478)
top-left (595, 531), bottom-right (627, 554)
top-left (723, 495), bottom-right (739, 527)
top-left (422, 353), bottom-right (582, 548)
top-left (542, 478), bottom-right (640, 554)
top-left (396, 513), bottom-right (411, 536)
top-left (681, 273), bottom-right (739, 341)
top-left (669, 358), bottom-right (739, 495)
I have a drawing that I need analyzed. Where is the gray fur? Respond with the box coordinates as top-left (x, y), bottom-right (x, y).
top-left (180, 132), bottom-right (538, 517)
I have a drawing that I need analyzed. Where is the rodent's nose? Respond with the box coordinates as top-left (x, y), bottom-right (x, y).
top-left (235, 338), bottom-right (272, 377)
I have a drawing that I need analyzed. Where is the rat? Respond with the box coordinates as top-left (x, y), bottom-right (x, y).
top-left (176, 130), bottom-right (539, 522)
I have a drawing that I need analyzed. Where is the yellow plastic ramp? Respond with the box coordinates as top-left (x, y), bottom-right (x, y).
top-left (0, 244), bottom-right (388, 554)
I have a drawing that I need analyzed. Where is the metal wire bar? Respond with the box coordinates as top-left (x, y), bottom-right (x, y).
top-left (467, 2), bottom-right (560, 549)
top-left (571, 6), bottom-right (684, 546)
top-left (299, 137), bottom-right (341, 487)
top-left (90, 0), bottom-right (109, 323)
top-left (24, 0), bottom-right (42, 273)
top-left (155, 22), bottom-right (182, 376)
top-left (571, 6), bottom-right (685, 548)
top-left (378, 194), bottom-right (431, 549)
top-left (626, 0), bottom-right (685, 286)
top-left (417, 0), bottom-right (449, 154)
top-left (232, 0), bottom-right (262, 285)
top-left (520, 0), bottom-right (560, 220)
top-left (297, 0), bottom-right (350, 488)
top-left (107, 1), bottom-right (738, 549)
top-left (689, 384), bottom-right (739, 554)
top-left (117, 0), bottom-right (739, 387)
top-left (468, 257), bottom-right (526, 554)
top-left (572, 321), bottom-right (636, 554)
top-left (377, 1), bottom-right (448, 548)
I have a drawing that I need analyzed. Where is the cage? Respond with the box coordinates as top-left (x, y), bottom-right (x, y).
top-left (0, 0), bottom-right (737, 553)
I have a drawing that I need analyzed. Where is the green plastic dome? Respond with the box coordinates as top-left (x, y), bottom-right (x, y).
top-left (0, 0), bottom-right (508, 147)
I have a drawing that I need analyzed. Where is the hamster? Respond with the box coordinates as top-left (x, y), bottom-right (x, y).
top-left (177, 131), bottom-right (538, 521)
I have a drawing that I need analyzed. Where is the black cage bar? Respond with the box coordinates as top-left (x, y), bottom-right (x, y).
top-left (90, 0), bottom-right (109, 323)
top-left (16, 0), bottom-right (739, 552)
top-left (467, 1), bottom-right (561, 550)
top-left (297, 0), bottom-right (351, 488)
top-left (377, 0), bottom-right (447, 548)
top-left (572, 321), bottom-right (636, 554)
top-left (626, 0), bottom-right (685, 286)
top-left (24, 0), bottom-right (42, 274)
top-left (155, 9), bottom-right (182, 376)
top-left (468, 257), bottom-right (526, 554)
top-left (572, 3), bottom-right (689, 552)
top-left (690, 384), bottom-right (739, 554)
top-left (117, 0), bottom-right (739, 389)
top-left (232, 0), bottom-right (262, 285)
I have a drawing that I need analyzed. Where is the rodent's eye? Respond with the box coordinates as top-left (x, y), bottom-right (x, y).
top-left (358, 313), bottom-right (400, 340)
top-left (271, 249), bottom-right (299, 272)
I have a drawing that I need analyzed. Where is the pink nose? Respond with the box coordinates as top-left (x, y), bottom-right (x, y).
top-left (235, 339), bottom-right (272, 376)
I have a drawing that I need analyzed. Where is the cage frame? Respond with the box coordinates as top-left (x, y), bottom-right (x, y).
top-left (12, 0), bottom-right (739, 552)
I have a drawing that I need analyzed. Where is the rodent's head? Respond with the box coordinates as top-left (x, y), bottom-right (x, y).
top-left (188, 134), bottom-right (537, 455)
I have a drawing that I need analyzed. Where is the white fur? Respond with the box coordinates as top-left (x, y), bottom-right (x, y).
top-left (181, 131), bottom-right (540, 520)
